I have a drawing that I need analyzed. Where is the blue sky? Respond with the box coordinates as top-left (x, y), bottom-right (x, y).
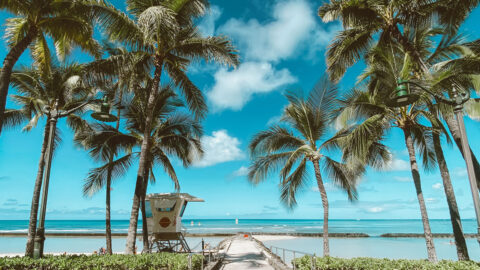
top-left (1, 0), bottom-right (480, 221)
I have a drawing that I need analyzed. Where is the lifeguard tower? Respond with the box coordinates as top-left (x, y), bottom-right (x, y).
top-left (144, 193), bottom-right (203, 253)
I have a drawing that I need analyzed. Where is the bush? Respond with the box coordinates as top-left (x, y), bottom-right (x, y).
top-left (0, 253), bottom-right (203, 270)
top-left (293, 255), bottom-right (480, 270)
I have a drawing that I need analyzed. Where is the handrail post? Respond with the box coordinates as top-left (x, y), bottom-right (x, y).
top-left (293, 251), bottom-right (296, 270)
top-left (283, 248), bottom-right (285, 262)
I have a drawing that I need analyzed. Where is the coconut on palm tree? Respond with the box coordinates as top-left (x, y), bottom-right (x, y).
top-left (248, 78), bottom-right (387, 257)
top-left (0, 0), bottom-right (106, 134)
top-left (8, 63), bottom-right (94, 257)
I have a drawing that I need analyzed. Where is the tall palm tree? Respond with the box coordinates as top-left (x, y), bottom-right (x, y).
top-left (91, 0), bottom-right (238, 254)
top-left (318, 0), bottom-right (480, 194)
top-left (8, 63), bottom-right (94, 257)
top-left (0, 0), bottom-right (104, 133)
top-left (248, 78), bottom-right (386, 257)
top-left (77, 84), bottom-right (202, 253)
top-left (337, 49), bottom-right (443, 262)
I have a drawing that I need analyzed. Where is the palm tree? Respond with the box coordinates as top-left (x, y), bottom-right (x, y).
top-left (0, 0), bottom-right (103, 134)
top-left (8, 63), bottom-right (94, 257)
top-left (318, 0), bottom-right (480, 194)
top-left (77, 84), bottom-right (202, 253)
top-left (91, 0), bottom-right (238, 254)
top-left (337, 48), bottom-right (443, 262)
top-left (248, 78), bottom-right (385, 257)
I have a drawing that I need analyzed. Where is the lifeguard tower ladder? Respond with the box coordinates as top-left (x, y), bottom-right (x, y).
top-left (144, 193), bottom-right (203, 253)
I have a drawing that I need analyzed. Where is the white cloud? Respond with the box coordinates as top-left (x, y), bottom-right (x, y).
top-left (432, 183), bottom-right (443, 190)
top-left (233, 166), bottom-right (249, 177)
top-left (386, 158), bottom-right (410, 171)
top-left (198, 5), bottom-right (222, 36)
top-left (207, 62), bottom-right (297, 111)
top-left (452, 167), bottom-right (468, 178)
top-left (193, 130), bottom-right (245, 167)
top-left (394, 176), bottom-right (411, 182)
top-left (219, 0), bottom-right (337, 62)
top-left (367, 207), bottom-right (384, 213)
top-left (206, 0), bottom-right (338, 111)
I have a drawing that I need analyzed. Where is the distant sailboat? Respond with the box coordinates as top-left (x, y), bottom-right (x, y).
top-left (235, 218), bottom-right (239, 224)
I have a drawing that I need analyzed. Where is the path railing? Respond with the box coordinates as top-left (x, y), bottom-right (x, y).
top-left (268, 245), bottom-right (317, 270)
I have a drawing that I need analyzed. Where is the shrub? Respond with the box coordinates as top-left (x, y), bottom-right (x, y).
top-left (293, 255), bottom-right (480, 270)
top-left (0, 253), bottom-right (203, 270)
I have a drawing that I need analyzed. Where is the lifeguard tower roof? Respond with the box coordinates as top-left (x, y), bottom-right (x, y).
top-left (146, 193), bottom-right (204, 202)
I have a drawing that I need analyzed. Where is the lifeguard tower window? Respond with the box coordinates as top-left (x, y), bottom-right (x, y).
top-left (179, 202), bottom-right (188, 217)
top-left (145, 201), bottom-right (153, 218)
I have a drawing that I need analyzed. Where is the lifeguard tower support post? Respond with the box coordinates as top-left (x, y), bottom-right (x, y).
top-left (145, 193), bottom-right (203, 253)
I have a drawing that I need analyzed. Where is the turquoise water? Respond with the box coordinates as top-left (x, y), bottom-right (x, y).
top-left (1, 219), bottom-right (478, 236)
top-left (1, 219), bottom-right (479, 260)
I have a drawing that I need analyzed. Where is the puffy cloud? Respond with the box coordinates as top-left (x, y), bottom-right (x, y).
top-left (232, 166), bottom-right (249, 177)
top-left (197, 5), bottom-right (222, 36)
top-left (432, 183), bottom-right (443, 190)
top-left (386, 158), bottom-right (410, 171)
top-left (207, 62), bottom-right (296, 111)
top-left (206, 0), bottom-right (339, 111)
top-left (193, 130), bottom-right (245, 167)
top-left (393, 176), bottom-right (411, 182)
top-left (218, 0), bottom-right (337, 62)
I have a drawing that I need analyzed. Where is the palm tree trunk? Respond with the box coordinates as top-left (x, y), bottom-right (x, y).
top-left (444, 112), bottom-right (480, 191)
top-left (432, 132), bottom-right (469, 260)
top-left (312, 159), bottom-right (329, 257)
top-left (141, 166), bottom-right (149, 253)
top-left (403, 129), bottom-right (438, 262)
top-left (105, 165), bottom-right (113, 255)
top-left (0, 26), bottom-right (38, 134)
top-left (125, 55), bottom-right (163, 254)
top-left (105, 91), bottom-right (123, 255)
top-left (25, 118), bottom-right (50, 257)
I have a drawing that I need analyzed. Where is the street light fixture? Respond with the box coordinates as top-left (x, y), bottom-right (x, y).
top-left (387, 80), bottom-right (480, 245)
top-left (91, 96), bottom-right (118, 122)
top-left (33, 97), bottom-right (118, 258)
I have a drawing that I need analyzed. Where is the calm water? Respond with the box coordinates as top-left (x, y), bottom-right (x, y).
top-left (1, 219), bottom-right (480, 260)
top-left (1, 219), bottom-right (479, 236)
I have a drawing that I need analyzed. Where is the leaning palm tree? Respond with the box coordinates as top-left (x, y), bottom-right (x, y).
top-left (8, 63), bottom-right (94, 257)
top-left (337, 48), bottom-right (442, 262)
top-left (248, 78), bottom-right (384, 257)
top-left (91, 0), bottom-right (238, 254)
top-left (77, 84), bottom-right (202, 253)
top-left (318, 0), bottom-right (480, 194)
top-left (0, 0), bottom-right (104, 133)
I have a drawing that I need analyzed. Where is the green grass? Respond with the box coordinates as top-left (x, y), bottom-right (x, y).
top-left (0, 253), bottom-right (203, 270)
top-left (293, 256), bottom-right (480, 270)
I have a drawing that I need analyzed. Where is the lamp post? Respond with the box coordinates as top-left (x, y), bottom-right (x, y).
top-left (32, 97), bottom-right (118, 258)
top-left (387, 80), bottom-right (480, 245)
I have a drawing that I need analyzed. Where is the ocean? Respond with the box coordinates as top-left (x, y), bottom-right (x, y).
top-left (1, 219), bottom-right (479, 235)
top-left (1, 219), bottom-right (479, 261)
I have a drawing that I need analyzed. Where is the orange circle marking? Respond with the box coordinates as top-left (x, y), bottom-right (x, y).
top-left (159, 217), bottom-right (171, 228)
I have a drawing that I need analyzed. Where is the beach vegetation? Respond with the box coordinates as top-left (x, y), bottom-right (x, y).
top-left (293, 256), bottom-right (480, 270)
top-left (247, 77), bottom-right (389, 257)
top-left (0, 253), bottom-right (203, 270)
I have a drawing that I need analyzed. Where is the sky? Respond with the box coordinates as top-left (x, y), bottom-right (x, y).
top-left (1, 0), bottom-right (480, 221)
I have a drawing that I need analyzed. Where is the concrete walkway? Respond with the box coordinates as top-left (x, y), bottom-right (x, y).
top-left (221, 237), bottom-right (274, 270)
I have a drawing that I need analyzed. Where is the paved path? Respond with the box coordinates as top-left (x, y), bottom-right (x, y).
top-left (221, 237), bottom-right (274, 270)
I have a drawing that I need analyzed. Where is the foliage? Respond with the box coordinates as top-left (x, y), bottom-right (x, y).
top-left (0, 253), bottom-right (203, 270)
top-left (293, 256), bottom-right (480, 270)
